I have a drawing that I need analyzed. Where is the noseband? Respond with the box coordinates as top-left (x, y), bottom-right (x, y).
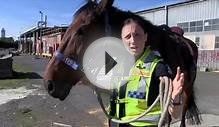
top-left (55, 51), bottom-right (82, 71)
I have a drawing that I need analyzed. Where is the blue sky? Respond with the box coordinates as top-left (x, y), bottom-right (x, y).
top-left (0, 0), bottom-right (183, 40)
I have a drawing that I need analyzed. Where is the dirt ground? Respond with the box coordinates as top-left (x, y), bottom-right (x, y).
top-left (0, 54), bottom-right (219, 127)
top-left (0, 54), bottom-right (107, 127)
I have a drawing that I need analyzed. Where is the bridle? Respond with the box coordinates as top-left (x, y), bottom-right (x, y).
top-left (54, 51), bottom-right (82, 71)
top-left (54, 8), bottom-right (111, 73)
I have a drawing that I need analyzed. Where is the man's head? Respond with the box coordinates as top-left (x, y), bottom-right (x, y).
top-left (121, 18), bottom-right (148, 58)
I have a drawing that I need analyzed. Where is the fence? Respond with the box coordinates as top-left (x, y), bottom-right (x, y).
top-left (197, 50), bottom-right (219, 71)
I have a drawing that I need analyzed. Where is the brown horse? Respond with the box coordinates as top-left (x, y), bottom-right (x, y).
top-left (43, 0), bottom-right (201, 126)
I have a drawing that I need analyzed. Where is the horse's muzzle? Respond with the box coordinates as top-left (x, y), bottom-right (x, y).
top-left (44, 80), bottom-right (66, 100)
top-left (46, 80), bottom-right (55, 95)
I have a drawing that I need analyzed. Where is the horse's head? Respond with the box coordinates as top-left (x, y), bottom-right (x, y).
top-left (43, 0), bottom-right (115, 100)
top-left (43, 0), bottom-right (157, 100)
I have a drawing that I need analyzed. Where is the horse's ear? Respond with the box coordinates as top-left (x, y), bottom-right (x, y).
top-left (96, 0), bottom-right (114, 13)
top-left (88, 0), bottom-right (97, 3)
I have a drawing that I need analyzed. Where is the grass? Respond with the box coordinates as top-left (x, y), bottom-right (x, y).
top-left (0, 79), bottom-right (30, 89)
top-left (13, 63), bottom-right (32, 72)
top-left (14, 108), bottom-right (40, 127)
top-left (0, 63), bottom-right (32, 89)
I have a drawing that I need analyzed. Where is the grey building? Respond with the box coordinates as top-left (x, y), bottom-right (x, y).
top-left (136, 0), bottom-right (219, 50)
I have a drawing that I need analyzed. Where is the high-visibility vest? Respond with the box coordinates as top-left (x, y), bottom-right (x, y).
top-left (112, 47), bottom-right (163, 126)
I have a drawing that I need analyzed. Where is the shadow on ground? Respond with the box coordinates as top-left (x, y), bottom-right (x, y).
top-left (13, 71), bottom-right (42, 79)
top-left (0, 71), bottom-right (42, 80)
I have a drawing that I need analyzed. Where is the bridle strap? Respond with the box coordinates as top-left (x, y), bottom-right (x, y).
top-left (55, 51), bottom-right (82, 71)
top-left (105, 10), bottom-right (111, 36)
top-left (54, 10), bottom-right (111, 72)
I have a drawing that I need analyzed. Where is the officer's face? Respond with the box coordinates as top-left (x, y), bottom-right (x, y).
top-left (121, 21), bottom-right (147, 58)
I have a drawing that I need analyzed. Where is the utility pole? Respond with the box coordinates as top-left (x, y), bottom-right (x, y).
top-left (39, 11), bottom-right (43, 55)
top-left (39, 11), bottom-right (43, 24)
top-left (37, 11), bottom-right (47, 55)
top-left (165, 5), bottom-right (168, 25)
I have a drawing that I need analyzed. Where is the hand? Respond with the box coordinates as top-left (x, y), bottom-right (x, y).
top-left (172, 67), bottom-right (184, 99)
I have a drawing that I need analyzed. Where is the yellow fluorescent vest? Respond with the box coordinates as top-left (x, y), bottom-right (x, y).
top-left (114, 47), bottom-right (163, 126)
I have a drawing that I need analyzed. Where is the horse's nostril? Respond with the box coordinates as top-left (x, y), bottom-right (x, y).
top-left (47, 80), bottom-right (54, 92)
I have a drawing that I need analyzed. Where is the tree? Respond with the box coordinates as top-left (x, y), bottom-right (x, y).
top-left (0, 38), bottom-right (17, 49)
top-left (0, 37), bottom-right (14, 43)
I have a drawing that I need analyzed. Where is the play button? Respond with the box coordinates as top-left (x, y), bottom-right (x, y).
top-left (82, 37), bottom-right (135, 90)
top-left (105, 52), bottom-right (117, 75)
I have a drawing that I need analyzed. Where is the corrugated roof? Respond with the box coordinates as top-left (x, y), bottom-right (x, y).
top-left (136, 0), bottom-right (206, 14)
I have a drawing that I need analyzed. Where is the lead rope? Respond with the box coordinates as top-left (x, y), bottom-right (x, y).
top-left (95, 76), bottom-right (172, 127)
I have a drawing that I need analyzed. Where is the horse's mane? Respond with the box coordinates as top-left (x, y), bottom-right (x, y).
top-left (73, 0), bottom-right (156, 36)
top-left (74, 1), bottom-right (96, 18)
top-left (64, 1), bottom-right (194, 69)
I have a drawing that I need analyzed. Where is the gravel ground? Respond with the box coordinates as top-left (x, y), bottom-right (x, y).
top-left (0, 54), bottom-right (107, 127)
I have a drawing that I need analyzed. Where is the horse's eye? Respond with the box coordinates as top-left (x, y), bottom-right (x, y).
top-left (77, 28), bottom-right (84, 35)
top-left (82, 20), bottom-right (86, 25)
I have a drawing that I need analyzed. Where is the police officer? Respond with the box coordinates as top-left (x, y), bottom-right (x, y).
top-left (109, 18), bottom-right (184, 127)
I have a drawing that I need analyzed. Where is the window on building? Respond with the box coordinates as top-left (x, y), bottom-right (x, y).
top-left (177, 22), bottom-right (189, 32)
top-left (215, 36), bottom-right (219, 49)
top-left (204, 18), bottom-right (219, 31)
top-left (196, 21), bottom-right (203, 32)
top-left (190, 20), bottom-right (203, 32)
top-left (195, 37), bottom-right (200, 47)
top-left (190, 21), bottom-right (196, 32)
top-left (204, 21), bottom-right (211, 31)
top-left (212, 18), bottom-right (219, 30)
top-left (212, 18), bottom-right (219, 24)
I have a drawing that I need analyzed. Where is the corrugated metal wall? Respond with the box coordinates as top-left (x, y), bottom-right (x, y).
top-left (198, 50), bottom-right (219, 71)
top-left (138, 0), bottom-right (219, 26)
top-left (137, 0), bottom-right (219, 70)
top-left (168, 0), bottom-right (219, 26)
top-left (139, 8), bottom-right (166, 25)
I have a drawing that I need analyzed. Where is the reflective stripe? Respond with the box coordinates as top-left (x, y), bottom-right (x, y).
top-left (136, 115), bottom-right (160, 123)
top-left (116, 98), bottom-right (129, 103)
top-left (120, 76), bottom-right (130, 81)
top-left (132, 69), bottom-right (150, 77)
top-left (55, 51), bottom-right (80, 71)
top-left (142, 63), bottom-right (151, 70)
top-left (64, 57), bottom-right (79, 70)
top-left (138, 77), bottom-right (147, 94)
